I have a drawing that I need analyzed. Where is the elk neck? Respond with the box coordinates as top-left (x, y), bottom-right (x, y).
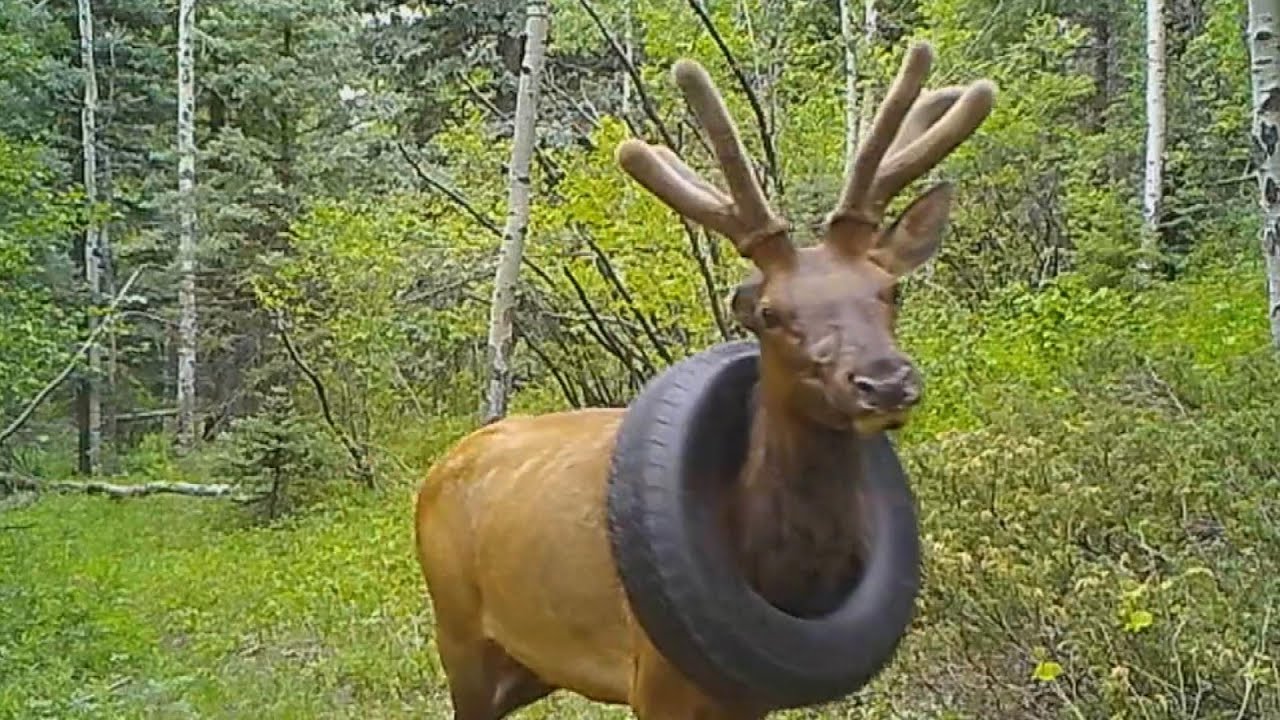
top-left (726, 353), bottom-right (869, 618)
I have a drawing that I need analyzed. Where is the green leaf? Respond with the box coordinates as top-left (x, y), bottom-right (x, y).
top-left (1124, 609), bottom-right (1154, 633)
top-left (1033, 661), bottom-right (1063, 682)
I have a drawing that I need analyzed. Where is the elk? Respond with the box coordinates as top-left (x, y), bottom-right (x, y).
top-left (414, 41), bottom-right (995, 719)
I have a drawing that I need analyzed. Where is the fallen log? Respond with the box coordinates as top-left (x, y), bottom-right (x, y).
top-left (115, 408), bottom-right (178, 423)
top-left (1, 472), bottom-right (256, 501)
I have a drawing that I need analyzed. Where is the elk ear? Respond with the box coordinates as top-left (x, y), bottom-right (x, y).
top-left (870, 182), bottom-right (954, 277)
top-left (729, 272), bottom-right (765, 332)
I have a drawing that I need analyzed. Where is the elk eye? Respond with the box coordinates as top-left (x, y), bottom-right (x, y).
top-left (758, 304), bottom-right (781, 328)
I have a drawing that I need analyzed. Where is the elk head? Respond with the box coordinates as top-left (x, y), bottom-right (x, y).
top-left (617, 42), bottom-right (994, 434)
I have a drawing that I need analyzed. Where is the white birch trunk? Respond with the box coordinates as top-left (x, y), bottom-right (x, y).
top-left (102, 153), bottom-right (116, 445)
top-left (839, 0), bottom-right (859, 173)
top-left (77, 0), bottom-right (102, 475)
top-left (857, 0), bottom-right (877, 142)
top-left (176, 0), bottom-right (199, 450)
top-left (621, 1), bottom-right (632, 117)
top-left (1139, 0), bottom-right (1166, 271)
top-left (484, 0), bottom-right (549, 422)
top-left (1247, 0), bottom-right (1280, 347)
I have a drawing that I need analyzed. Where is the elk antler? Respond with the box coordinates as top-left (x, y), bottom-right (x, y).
top-left (616, 60), bottom-right (793, 269)
top-left (826, 42), bottom-right (996, 253)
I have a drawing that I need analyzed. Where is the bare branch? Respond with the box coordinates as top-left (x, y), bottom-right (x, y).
top-left (562, 266), bottom-right (653, 377)
top-left (576, 227), bottom-right (675, 364)
top-left (397, 141), bottom-right (503, 236)
top-left (396, 142), bottom-right (558, 288)
top-left (0, 266), bottom-right (147, 449)
top-left (513, 319), bottom-right (582, 408)
top-left (397, 266), bottom-right (495, 305)
top-left (272, 313), bottom-right (374, 487)
top-left (574, 0), bottom-right (679, 150)
top-left (686, 224), bottom-right (732, 340)
top-left (115, 408), bottom-right (178, 423)
top-left (684, 0), bottom-right (782, 198)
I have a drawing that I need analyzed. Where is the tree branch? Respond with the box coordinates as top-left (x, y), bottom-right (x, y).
top-left (575, 0), bottom-right (680, 150)
top-left (397, 265), bottom-right (496, 305)
top-left (272, 313), bottom-right (374, 488)
top-left (396, 141), bottom-right (558, 288)
top-left (397, 141), bottom-right (503, 235)
top-left (684, 0), bottom-right (782, 198)
top-left (0, 266), bottom-right (147, 449)
top-left (575, 227), bottom-right (675, 364)
top-left (513, 319), bottom-right (582, 409)
top-left (686, 223), bottom-right (733, 340)
top-left (561, 266), bottom-right (652, 377)
top-left (115, 408), bottom-right (178, 423)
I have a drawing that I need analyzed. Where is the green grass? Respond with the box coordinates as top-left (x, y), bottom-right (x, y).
top-left (3, 262), bottom-right (1279, 718)
top-left (2, 490), bottom-right (425, 718)
top-left (0, 488), bottom-right (648, 719)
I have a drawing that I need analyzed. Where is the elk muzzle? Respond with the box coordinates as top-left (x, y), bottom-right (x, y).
top-left (837, 354), bottom-right (922, 414)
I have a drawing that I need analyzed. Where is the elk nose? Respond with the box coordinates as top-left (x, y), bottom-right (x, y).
top-left (847, 357), bottom-right (920, 410)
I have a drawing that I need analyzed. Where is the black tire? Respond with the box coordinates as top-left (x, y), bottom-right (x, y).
top-left (606, 339), bottom-right (921, 710)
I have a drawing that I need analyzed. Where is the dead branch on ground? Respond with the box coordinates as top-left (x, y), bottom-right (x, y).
top-left (2, 471), bottom-right (255, 501)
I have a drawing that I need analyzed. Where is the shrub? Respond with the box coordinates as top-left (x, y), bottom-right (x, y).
top-left (843, 271), bottom-right (1280, 719)
top-left (208, 387), bottom-right (347, 521)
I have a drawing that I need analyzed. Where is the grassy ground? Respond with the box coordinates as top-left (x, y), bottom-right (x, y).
top-left (3, 260), bottom-right (1279, 718)
top-left (1, 487), bottom-right (647, 719)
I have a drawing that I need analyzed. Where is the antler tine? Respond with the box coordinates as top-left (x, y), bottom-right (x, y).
top-left (832, 42), bottom-right (934, 227)
top-left (616, 138), bottom-right (730, 229)
top-left (616, 59), bottom-right (790, 264)
top-left (869, 79), bottom-right (996, 208)
top-left (884, 86), bottom-right (966, 160)
top-left (651, 144), bottom-right (730, 205)
top-left (670, 59), bottom-right (788, 252)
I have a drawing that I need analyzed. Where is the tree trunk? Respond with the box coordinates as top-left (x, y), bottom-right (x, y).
top-left (484, 0), bottom-right (550, 422)
top-left (857, 0), bottom-right (877, 142)
top-left (1085, 6), bottom-right (1115, 133)
top-left (77, 0), bottom-right (103, 476)
top-left (1139, 0), bottom-right (1166, 272)
top-left (102, 153), bottom-right (117, 447)
top-left (839, 0), bottom-right (859, 173)
top-left (176, 0), bottom-right (198, 451)
top-left (102, 25), bottom-right (119, 447)
top-left (1248, 0), bottom-right (1280, 347)
top-left (621, 1), bottom-right (632, 118)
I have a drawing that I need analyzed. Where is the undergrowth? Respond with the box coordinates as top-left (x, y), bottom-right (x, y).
top-left (2, 262), bottom-right (1278, 718)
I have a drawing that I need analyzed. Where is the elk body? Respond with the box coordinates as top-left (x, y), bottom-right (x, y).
top-left (414, 42), bottom-right (995, 720)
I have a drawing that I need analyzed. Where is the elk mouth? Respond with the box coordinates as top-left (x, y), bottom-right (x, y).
top-left (852, 410), bottom-right (910, 435)
top-left (806, 376), bottom-right (912, 434)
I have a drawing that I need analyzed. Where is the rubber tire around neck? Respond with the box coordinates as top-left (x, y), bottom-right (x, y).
top-left (605, 339), bottom-right (921, 709)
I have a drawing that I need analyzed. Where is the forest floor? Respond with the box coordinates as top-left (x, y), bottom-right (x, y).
top-left (4, 260), bottom-right (1280, 718)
